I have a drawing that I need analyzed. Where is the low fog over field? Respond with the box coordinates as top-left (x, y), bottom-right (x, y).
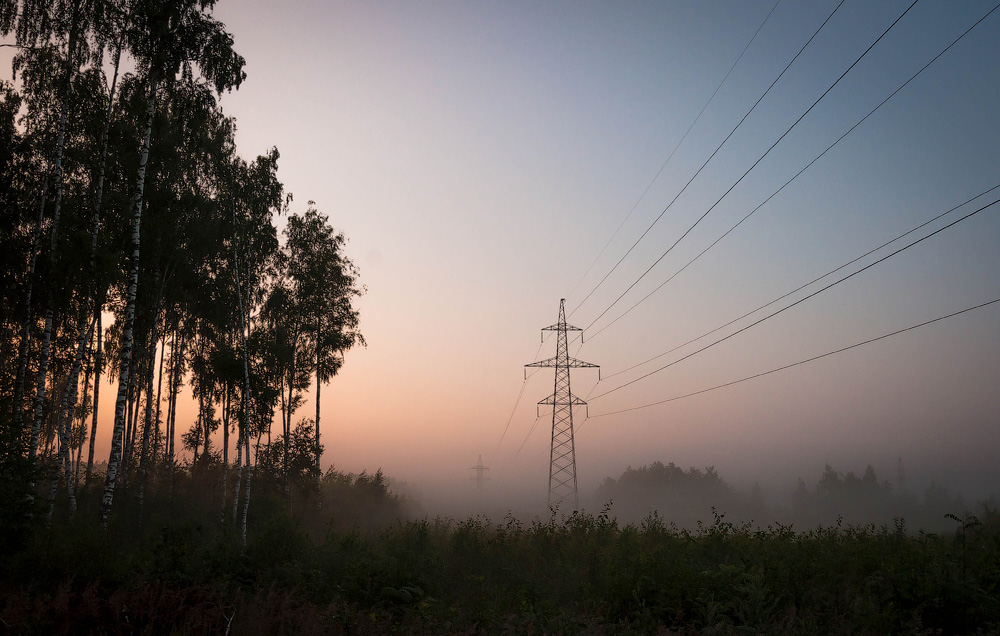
top-left (396, 455), bottom-right (989, 534)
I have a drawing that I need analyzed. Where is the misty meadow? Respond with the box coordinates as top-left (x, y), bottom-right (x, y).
top-left (3, 456), bottom-right (1000, 634)
top-left (4, 0), bottom-right (1000, 634)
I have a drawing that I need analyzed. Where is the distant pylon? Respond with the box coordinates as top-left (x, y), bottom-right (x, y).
top-left (526, 299), bottom-right (599, 509)
top-left (470, 454), bottom-right (489, 490)
top-left (897, 457), bottom-right (907, 493)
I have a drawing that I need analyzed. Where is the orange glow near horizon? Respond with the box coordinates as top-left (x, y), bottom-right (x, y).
top-left (9, 0), bottom-right (1000, 510)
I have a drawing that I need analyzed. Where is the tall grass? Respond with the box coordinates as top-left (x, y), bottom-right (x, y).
top-left (3, 485), bottom-right (999, 635)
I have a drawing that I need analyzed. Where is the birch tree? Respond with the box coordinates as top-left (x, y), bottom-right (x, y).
top-left (278, 205), bottom-right (364, 485)
top-left (4, 0), bottom-right (109, 466)
top-left (225, 149), bottom-right (281, 532)
top-left (101, 0), bottom-right (245, 525)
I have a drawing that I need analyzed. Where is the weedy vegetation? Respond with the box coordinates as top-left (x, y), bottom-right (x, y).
top-left (3, 465), bottom-right (1000, 635)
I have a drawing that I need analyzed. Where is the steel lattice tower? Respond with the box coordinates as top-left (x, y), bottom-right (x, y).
top-left (526, 299), bottom-right (599, 509)
top-left (470, 454), bottom-right (489, 491)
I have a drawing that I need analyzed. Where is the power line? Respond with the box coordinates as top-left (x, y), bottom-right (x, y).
top-left (493, 375), bottom-right (531, 456)
top-left (590, 195), bottom-right (1000, 401)
top-left (589, 296), bottom-right (1000, 418)
top-left (600, 182), bottom-right (1000, 380)
top-left (509, 337), bottom-right (591, 461)
top-left (514, 416), bottom-right (542, 458)
top-left (566, 0), bottom-right (783, 306)
top-left (493, 336), bottom-right (548, 456)
top-left (581, 0), bottom-right (921, 333)
top-left (496, 333), bottom-right (588, 458)
top-left (569, 0), bottom-right (846, 318)
top-left (585, 2), bottom-right (1000, 341)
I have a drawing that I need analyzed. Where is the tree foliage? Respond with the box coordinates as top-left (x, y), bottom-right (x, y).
top-left (0, 0), bottom-right (363, 534)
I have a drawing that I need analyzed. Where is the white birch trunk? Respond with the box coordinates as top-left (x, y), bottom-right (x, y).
top-left (153, 324), bottom-right (165, 467)
top-left (101, 81), bottom-right (157, 526)
top-left (281, 323), bottom-right (298, 497)
top-left (231, 209), bottom-right (252, 525)
top-left (14, 177), bottom-right (48, 432)
top-left (85, 308), bottom-right (102, 484)
top-left (221, 380), bottom-right (229, 523)
top-left (30, 16), bottom-right (81, 462)
top-left (241, 433), bottom-right (255, 545)
top-left (122, 360), bottom-right (137, 481)
top-left (74, 336), bottom-right (91, 489)
top-left (231, 426), bottom-right (243, 524)
top-left (82, 39), bottom-right (121, 487)
top-left (49, 311), bottom-right (96, 516)
top-left (138, 295), bottom-right (161, 515)
top-left (315, 315), bottom-right (322, 486)
top-left (167, 325), bottom-right (180, 467)
top-left (167, 325), bottom-right (185, 471)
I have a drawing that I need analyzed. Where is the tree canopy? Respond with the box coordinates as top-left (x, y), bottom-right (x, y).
top-left (0, 0), bottom-right (364, 535)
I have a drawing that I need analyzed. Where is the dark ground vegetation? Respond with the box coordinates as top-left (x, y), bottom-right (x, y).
top-left (3, 462), bottom-right (1000, 636)
top-left (3, 2), bottom-right (999, 633)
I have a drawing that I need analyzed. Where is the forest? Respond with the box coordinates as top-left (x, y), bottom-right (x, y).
top-left (0, 0), bottom-right (363, 539)
top-left (2, 1), bottom-right (1000, 634)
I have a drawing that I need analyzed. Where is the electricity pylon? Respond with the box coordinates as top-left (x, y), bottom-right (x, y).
top-left (470, 454), bottom-right (489, 491)
top-left (526, 299), bottom-right (599, 509)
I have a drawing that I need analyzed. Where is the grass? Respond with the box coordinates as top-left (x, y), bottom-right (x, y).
top-left (3, 486), bottom-right (1000, 635)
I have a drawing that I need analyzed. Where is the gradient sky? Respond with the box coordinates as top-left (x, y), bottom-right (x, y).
top-left (6, 0), bottom-right (1000, 511)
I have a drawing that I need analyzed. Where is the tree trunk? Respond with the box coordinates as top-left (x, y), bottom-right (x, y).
top-left (30, 11), bottom-right (82, 463)
top-left (315, 315), bottom-right (322, 487)
top-left (74, 387), bottom-right (88, 487)
top-left (101, 80), bottom-right (158, 526)
top-left (168, 324), bottom-right (185, 472)
top-left (232, 212), bottom-right (252, 526)
top-left (0, 325), bottom-right (11, 382)
top-left (50, 311), bottom-right (97, 516)
top-left (167, 323), bottom-right (180, 468)
top-left (81, 37), bottom-right (121, 489)
top-left (221, 377), bottom-right (230, 523)
top-left (75, 323), bottom-right (94, 488)
top-left (282, 323), bottom-right (298, 497)
top-left (164, 324), bottom-right (176, 466)
top-left (193, 386), bottom-right (203, 465)
top-left (200, 376), bottom-right (211, 460)
top-left (139, 295), bottom-right (161, 516)
top-left (153, 321), bottom-right (165, 468)
top-left (85, 308), bottom-right (102, 484)
top-left (231, 420), bottom-right (243, 525)
top-left (13, 175), bottom-right (48, 432)
top-left (241, 432), bottom-right (255, 545)
top-left (122, 356), bottom-right (137, 482)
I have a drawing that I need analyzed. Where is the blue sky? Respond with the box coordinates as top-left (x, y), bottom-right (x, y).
top-left (5, 0), bottom-right (999, 509)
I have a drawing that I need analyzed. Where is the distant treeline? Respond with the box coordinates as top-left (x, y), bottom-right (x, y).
top-left (591, 461), bottom-right (972, 532)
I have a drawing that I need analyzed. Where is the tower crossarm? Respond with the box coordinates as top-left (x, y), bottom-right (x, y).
top-left (538, 394), bottom-right (588, 406)
top-left (567, 356), bottom-right (598, 370)
top-left (537, 392), bottom-right (591, 418)
top-left (525, 356), bottom-right (600, 379)
top-left (526, 356), bottom-right (598, 368)
top-left (541, 322), bottom-right (583, 333)
top-left (523, 298), bottom-right (600, 509)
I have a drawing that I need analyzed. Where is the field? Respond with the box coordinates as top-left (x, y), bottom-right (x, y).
top-left (2, 467), bottom-right (999, 635)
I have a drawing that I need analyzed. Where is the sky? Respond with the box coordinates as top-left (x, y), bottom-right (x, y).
top-left (6, 0), bottom-right (1000, 514)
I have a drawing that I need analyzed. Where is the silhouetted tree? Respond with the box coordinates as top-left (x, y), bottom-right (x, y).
top-left (101, 0), bottom-right (245, 525)
top-left (265, 204), bottom-right (362, 491)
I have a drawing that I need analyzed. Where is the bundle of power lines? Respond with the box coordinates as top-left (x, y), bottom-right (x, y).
top-left (497, 0), bottom-right (1000, 456)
